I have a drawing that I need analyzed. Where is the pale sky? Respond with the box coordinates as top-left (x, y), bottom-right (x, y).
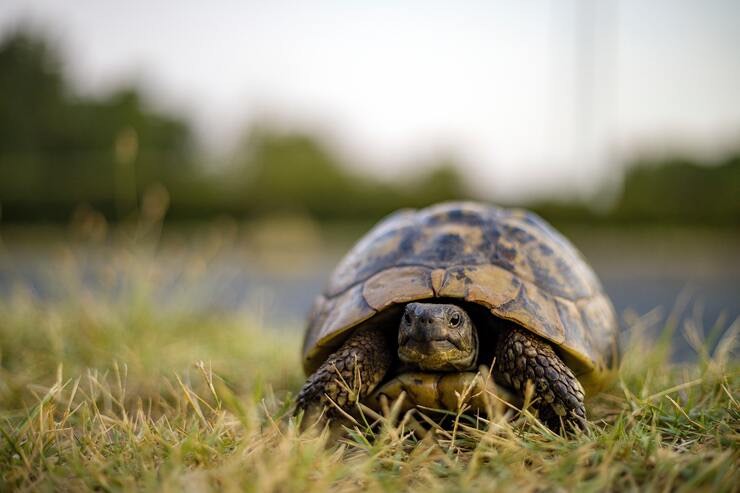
top-left (1, 0), bottom-right (739, 201)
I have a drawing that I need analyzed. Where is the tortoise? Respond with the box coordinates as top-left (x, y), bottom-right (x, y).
top-left (296, 201), bottom-right (619, 430)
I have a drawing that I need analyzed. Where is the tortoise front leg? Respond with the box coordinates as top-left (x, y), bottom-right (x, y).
top-left (296, 326), bottom-right (392, 424)
top-left (494, 327), bottom-right (586, 431)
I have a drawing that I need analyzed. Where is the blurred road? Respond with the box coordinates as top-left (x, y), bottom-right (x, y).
top-left (1, 226), bottom-right (737, 362)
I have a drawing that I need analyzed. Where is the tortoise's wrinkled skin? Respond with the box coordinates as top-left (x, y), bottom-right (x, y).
top-left (398, 302), bottom-right (478, 371)
top-left (295, 325), bottom-right (392, 423)
top-left (494, 327), bottom-right (586, 429)
top-left (297, 202), bottom-right (618, 431)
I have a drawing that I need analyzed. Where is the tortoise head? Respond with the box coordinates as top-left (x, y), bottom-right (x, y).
top-left (398, 302), bottom-right (478, 371)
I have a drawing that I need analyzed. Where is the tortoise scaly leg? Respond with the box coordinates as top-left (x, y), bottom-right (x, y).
top-left (296, 326), bottom-right (392, 425)
top-left (494, 328), bottom-right (586, 432)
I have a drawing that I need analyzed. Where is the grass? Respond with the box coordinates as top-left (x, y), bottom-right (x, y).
top-left (0, 225), bottom-right (738, 492)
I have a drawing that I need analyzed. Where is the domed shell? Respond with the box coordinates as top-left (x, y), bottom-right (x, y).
top-left (302, 202), bottom-right (619, 394)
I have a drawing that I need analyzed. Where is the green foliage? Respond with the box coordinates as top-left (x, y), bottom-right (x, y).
top-left (530, 155), bottom-right (740, 227)
top-left (613, 155), bottom-right (740, 225)
top-left (241, 128), bottom-right (354, 215)
top-left (0, 29), bottom-right (194, 221)
top-left (0, 31), bottom-right (65, 153)
top-left (0, 29), bottom-right (470, 223)
top-left (0, 28), bottom-right (737, 227)
top-left (233, 127), bottom-right (468, 221)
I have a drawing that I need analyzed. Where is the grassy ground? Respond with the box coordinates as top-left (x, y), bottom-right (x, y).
top-left (0, 231), bottom-right (738, 492)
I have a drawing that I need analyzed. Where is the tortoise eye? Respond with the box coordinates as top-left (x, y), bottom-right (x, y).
top-left (403, 312), bottom-right (412, 324)
top-left (449, 313), bottom-right (461, 327)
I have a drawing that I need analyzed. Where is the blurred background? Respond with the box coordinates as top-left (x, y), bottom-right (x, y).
top-left (0, 0), bottom-right (738, 361)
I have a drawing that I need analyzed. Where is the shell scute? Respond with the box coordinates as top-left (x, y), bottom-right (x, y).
top-left (493, 281), bottom-right (565, 345)
top-left (362, 266), bottom-right (434, 311)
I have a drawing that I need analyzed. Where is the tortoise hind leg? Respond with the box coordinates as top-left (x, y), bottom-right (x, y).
top-left (494, 327), bottom-right (586, 432)
top-left (296, 326), bottom-right (392, 425)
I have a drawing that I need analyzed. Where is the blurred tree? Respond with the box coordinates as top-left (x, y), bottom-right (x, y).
top-left (613, 154), bottom-right (740, 225)
top-left (239, 127), bottom-right (355, 217)
top-left (0, 28), bottom-right (194, 221)
top-left (0, 31), bottom-right (65, 154)
top-left (1, 29), bottom-right (736, 227)
top-left (531, 154), bottom-right (740, 227)
top-left (234, 127), bottom-right (471, 221)
top-left (408, 160), bottom-right (468, 208)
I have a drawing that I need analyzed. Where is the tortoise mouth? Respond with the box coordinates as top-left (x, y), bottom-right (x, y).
top-left (400, 337), bottom-right (461, 352)
top-left (397, 339), bottom-right (475, 371)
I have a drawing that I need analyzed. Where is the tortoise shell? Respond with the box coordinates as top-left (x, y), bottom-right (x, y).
top-left (302, 202), bottom-right (619, 395)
